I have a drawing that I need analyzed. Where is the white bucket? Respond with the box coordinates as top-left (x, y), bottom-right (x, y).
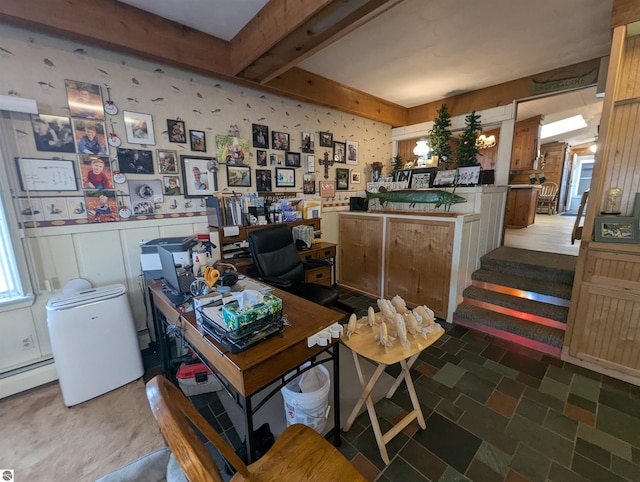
top-left (281, 365), bottom-right (331, 434)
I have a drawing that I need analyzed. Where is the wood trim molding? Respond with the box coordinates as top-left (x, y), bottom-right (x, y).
top-left (611, 0), bottom-right (640, 28)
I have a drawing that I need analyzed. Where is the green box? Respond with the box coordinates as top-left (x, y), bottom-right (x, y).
top-left (221, 293), bottom-right (282, 332)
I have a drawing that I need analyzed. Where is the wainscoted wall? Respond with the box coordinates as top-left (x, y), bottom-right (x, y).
top-left (0, 23), bottom-right (392, 394)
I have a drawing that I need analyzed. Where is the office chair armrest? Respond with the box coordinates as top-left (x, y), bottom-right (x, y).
top-left (303, 258), bottom-right (331, 269)
top-left (262, 276), bottom-right (292, 289)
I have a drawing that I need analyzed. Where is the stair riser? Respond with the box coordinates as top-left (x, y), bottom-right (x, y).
top-left (471, 280), bottom-right (571, 308)
top-left (462, 297), bottom-right (567, 331)
top-left (454, 315), bottom-right (562, 358)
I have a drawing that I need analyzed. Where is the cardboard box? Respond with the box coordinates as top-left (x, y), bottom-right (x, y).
top-left (221, 292), bottom-right (282, 332)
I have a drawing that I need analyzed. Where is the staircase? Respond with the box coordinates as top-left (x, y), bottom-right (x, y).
top-left (453, 246), bottom-right (577, 357)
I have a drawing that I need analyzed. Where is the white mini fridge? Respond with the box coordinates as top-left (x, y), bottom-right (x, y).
top-left (46, 283), bottom-right (144, 406)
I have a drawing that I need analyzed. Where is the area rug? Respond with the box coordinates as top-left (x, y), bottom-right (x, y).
top-left (0, 378), bottom-right (166, 481)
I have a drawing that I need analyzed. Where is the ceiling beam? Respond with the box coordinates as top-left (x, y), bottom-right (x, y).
top-left (230, 0), bottom-right (404, 84)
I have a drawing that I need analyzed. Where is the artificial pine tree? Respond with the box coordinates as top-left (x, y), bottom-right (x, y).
top-left (391, 154), bottom-right (403, 179)
top-left (455, 111), bottom-right (482, 167)
top-left (429, 103), bottom-right (452, 165)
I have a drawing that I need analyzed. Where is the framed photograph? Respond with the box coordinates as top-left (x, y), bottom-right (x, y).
top-left (319, 131), bottom-right (333, 147)
top-left (163, 175), bottom-right (182, 195)
top-left (394, 168), bottom-right (412, 184)
top-left (31, 114), bottom-right (75, 153)
top-left (116, 148), bottom-right (154, 174)
top-left (270, 153), bottom-right (283, 166)
top-left (180, 155), bottom-right (218, 197)
top-left (351, 171), bottom-right (361, 184)
top-left (252, 123), bottom-right (269, 149)
top-left (275, 167), bottom-right (295, 187)
top-left (227, 164), bottom-right (251, 187)
top-left (433, 169), bottom-right (457, 187)
top-left (79, 155), bottom-right (112, 189)
top-left (256, 149), bottom-right (267, 166)
top-left (303, 174), bottom-right (316, 194)
top-left (156, 149), bottom-right (178, 174)
top-left (256, 169), bottom-right (272, 192)
top-left (215, 135), bottom-right (249, 165)
top-left (272, 131), bottom-right (290, 151)
top-left (286, 151), bottom-right (301, 167)
top-left (594, 216), bottom-right (640, 243)
top-left (123, 111), bottom-right (155, 145)
top-left (84, 189), bottom-right (119, 223)
top-left (306, 155), bottom-right (315, 173)
top-left (346, 140), bottom-right (358, 165)
top-left (336, 167), bottom-right (349, 190)
top-left (15, 157), bottom-right (78, 191)
top-left (320, 180), bottom-right (335, 197)
top-left (633, 192), bottom-right (640, 217)
top-left (72, 119), bottom-right (108, 155)
top-left (65, 79), bottom-right (104, 121)
top-left (456, 165), bottom-right (481, 186)
top-left (167, 119), bottom-right (186, 143)
top-left (189, 130), bottom-right (206, 152)
top-left (301, 132), bottom-right (314, 153)
top-left (409, 167), bottom-right (437, 188)
top-left (333, 140), bottom-right (346, 163)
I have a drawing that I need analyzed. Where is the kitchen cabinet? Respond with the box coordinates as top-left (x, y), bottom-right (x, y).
top-left (510, 115), bottom-right (542, 171)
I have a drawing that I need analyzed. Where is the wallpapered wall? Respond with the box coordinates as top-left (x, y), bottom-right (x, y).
top-left (0, 23), bottom-right (393, 378)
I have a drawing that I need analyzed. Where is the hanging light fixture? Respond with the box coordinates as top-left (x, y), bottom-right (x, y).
top-left (475, 134), bottom-right (496, 149)
top-left (413, 138), bottom-right (431, 167)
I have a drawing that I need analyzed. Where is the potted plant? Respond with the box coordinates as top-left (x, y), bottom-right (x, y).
top-left (455, 111), bottom-right (482, 167)
top-left (429, 103), bottom-right (452, 167)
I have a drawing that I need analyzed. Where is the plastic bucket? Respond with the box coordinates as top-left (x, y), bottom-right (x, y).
top-left (281, 365), bottom-right (331, 433)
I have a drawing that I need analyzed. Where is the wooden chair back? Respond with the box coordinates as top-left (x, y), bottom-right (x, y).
top-left (539, 181), bottom-right (559, 201)
top-left (146, 375), bottom-right (249, 482)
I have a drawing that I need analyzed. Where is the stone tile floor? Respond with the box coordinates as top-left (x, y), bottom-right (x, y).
top-left (184, 287), bottom-right (640, 481)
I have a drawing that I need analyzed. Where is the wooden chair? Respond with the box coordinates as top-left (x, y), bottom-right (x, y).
top-left (537, 181), bottom-right (559, 215)
top-left (146, 375), bottom-right (365, 482)
top-left (571, 189), bottom-right (589, 245)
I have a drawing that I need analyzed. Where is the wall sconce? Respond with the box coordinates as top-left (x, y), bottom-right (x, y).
top-left (475, 134), bottom-right (496, 149)
top-left (589, 144), bottom-right (597, 153)
top-left (413, 139), bottom-right (431, 167)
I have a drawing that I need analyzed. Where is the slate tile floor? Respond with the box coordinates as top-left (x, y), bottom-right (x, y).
top-left (180, 287), bottom-right (640, 481)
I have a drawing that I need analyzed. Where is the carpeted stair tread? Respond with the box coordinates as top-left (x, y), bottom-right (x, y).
top-left (472, 269), bottom-right (573, 300)
top-left (481, 247), bottom-right (576, 285)
top-left (455, 303), bottom-right (564, 348)
top-left (463, 285), bottom-right (568, 322)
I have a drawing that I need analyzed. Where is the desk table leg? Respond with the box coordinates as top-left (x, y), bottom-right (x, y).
top-left (243, 395), bottom-right (256, 464)
top-left (332, 342), bottom-right (341, 447)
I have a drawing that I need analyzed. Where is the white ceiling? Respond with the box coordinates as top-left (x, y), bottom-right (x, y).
top-left (119, 0), bottom-right (613, 147)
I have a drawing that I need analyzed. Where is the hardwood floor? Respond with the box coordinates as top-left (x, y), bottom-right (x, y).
top-left (504, 213), bottom-right (581, 256)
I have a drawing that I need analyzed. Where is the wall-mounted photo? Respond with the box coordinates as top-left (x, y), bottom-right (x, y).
top-left (285, 152), bottom-right (301, 167)
top-left (72, 119), bottom-right (108, 155)
top-left (227, 165), bottom-right (251, 187)
top-left (84, 189), bottom-right (119, 223)
top-left (346, 140), bottom-right (358, 165)
top-left (256, 149), bottom-right (267, 166)
top-left (336, 167), bottom-right (349, 190)
top-left (79, 155), bottom-right (112, 189)
top-left (333, 140), bottom-right (346, 163)
top-left (256, 169), bottom-right (272, 192)
top-left (303, 174), bottom-right (316, 194)
top-left (116, 148), bottom-right (154, 174)
top-left (270, 153), bottom-right (283, 166)
top-left (594, 216), bottom-right (640, 243)
top-left (65, 79), bottom-right (105, 121)
top-left (15, 157), bottom-right (78, 192)
top-left (189, 129), bottom-right (206, 152)
top-left (167, 119), bottom-right (186, 143)
top-left (272, 131), bottom-right (290, 151)
top-left (31, 114), bottom-right (75, 153)
top-left (123, 111), bottom-right (155, 145)
top-left (275, 167), bottom-right (295, 187)
top-left (301, 132), bottom-right (314, 153)
top-left (163, 176), bottom-right (181, 195)
top-left (215, 135), bottom-right (249, 165)
top-left (409, 167), bottom-right (437, 189)
top-left (181, 155), bottom-right (217, 197)
top-left (252, 123), bottom-right (269, 149)
top-left (351, 171), bottom-right (361, 184)
top-left (319, 180), bottom-right (335, 197)
top-left (306, 155), bottom-right (315, 174)
top-left (319, 131), bottom-right (333, 147)
top-left (156, 149), bottom-right (178, 174)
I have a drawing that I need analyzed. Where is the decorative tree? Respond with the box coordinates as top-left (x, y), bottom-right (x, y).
top-left (429, 103), bottom-right (452, 166)
top-left (391, 154), bottom-right (403, 179)
top-left (455, 111), bottom-right (482, 167)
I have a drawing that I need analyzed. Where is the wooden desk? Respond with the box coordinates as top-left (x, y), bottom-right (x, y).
top-left (148, 280), bottom-right (344, 462)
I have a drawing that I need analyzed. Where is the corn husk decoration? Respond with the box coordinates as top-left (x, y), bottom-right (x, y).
top-left (346, 313), bottom-right (361, 339)
top-left (394, 314), bottom-right (410, 350)
top-left (405, 311), bottom-right (428, 339)
top-left (374, 321), bottom-right (394, 352)
top-left (367, 306), bottom-right (378, 331)
top-left (377, 298), bottom-right (396, 323)
top-left (414, 305), bottom-right (435, 326)
top-left (391, 295), bottom-right (410, 315)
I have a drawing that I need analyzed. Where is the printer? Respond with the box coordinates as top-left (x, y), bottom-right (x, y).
top-left (140, 236), bottom-right (197, 280)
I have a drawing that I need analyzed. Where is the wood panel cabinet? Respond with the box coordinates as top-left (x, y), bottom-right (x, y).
top-left (510, 115), bottom-right (542, 171)
top-left (384, 217), bottom-right (454, 314)
top-left (504, 186), bottom-right (539, 228)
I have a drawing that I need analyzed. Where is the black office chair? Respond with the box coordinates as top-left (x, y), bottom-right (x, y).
top-left (248, 225), bottom-right (339, 307)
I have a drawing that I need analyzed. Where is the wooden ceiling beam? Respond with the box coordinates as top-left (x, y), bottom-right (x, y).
top-left (230, 0), bottom-right (404, 84)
